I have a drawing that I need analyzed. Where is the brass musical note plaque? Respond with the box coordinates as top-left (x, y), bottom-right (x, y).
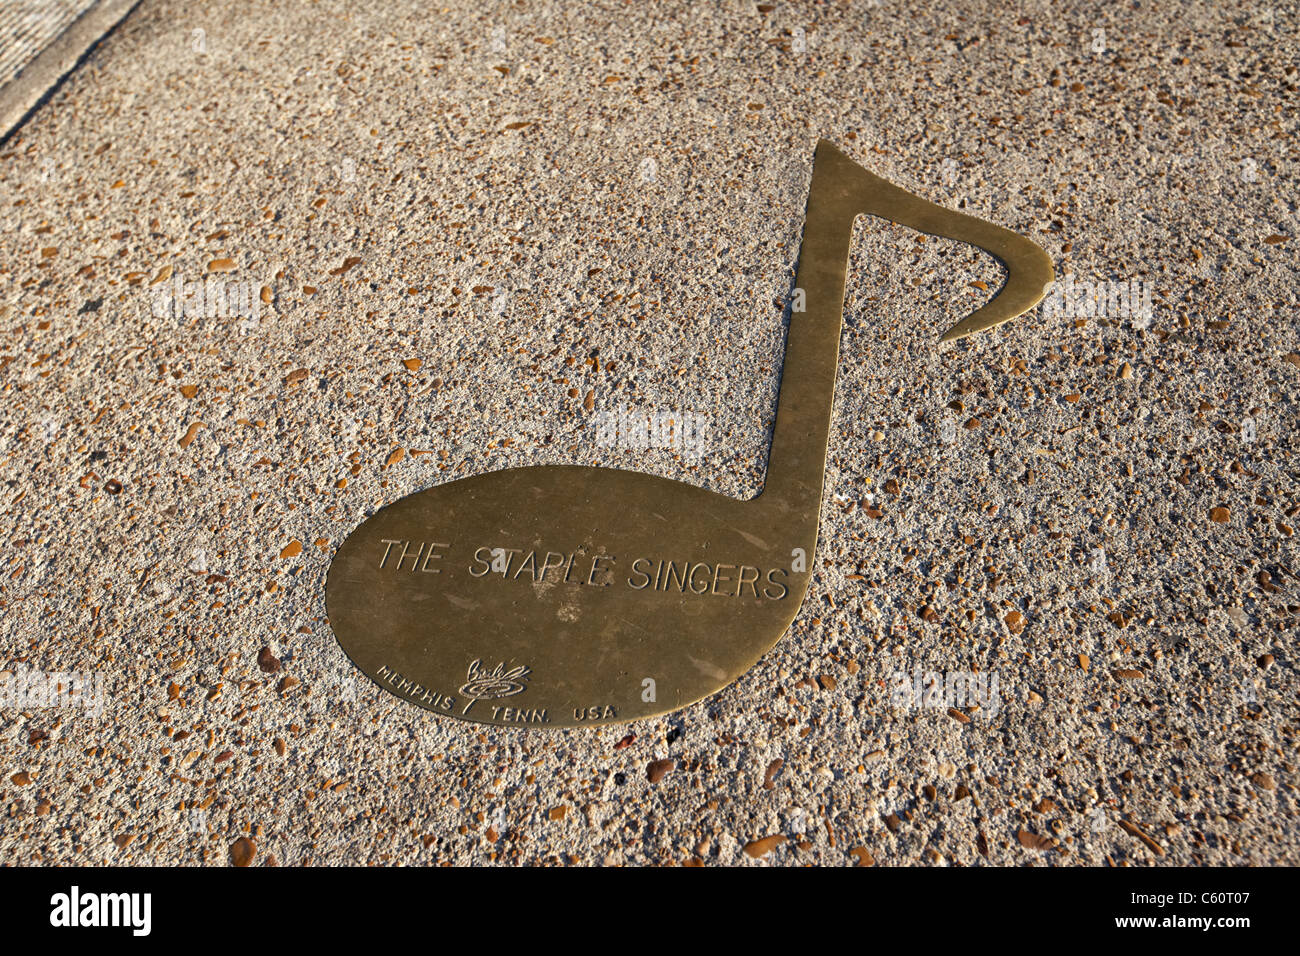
top-left (325, 140), bottom-right (1053, 727)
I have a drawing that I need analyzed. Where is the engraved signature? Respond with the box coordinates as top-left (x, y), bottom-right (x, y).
top-left (459, 659), bottom-right (531, 715)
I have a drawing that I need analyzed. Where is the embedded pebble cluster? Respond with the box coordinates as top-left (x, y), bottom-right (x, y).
top-left (0, 0), bottom-right (1296, 865)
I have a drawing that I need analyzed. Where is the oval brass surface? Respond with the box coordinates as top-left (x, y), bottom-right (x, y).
top-left (326, 140), bottom-right (1054, 727)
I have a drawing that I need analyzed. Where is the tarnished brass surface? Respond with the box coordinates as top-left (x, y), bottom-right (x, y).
top-left (325, 140), bottom-right (1054, 727)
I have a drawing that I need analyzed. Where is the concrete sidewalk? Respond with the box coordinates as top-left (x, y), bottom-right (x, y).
top-left (0, 0), bottom-right (1296, 866)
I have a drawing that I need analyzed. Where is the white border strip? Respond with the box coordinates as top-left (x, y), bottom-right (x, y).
top-left (0, 0), bottom-right (140, 144)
